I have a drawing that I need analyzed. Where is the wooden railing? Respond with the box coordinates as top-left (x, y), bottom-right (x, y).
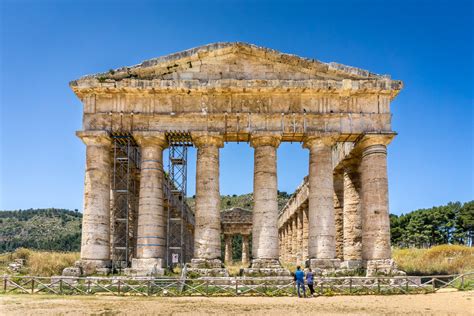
top-left (1, 272), bottom-right (472, 296)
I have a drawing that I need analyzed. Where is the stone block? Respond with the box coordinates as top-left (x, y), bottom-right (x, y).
top-left (307, 258), bottom-right (341, 269)
top-left (190, 258), bottom-right (223, 269)
top-left (125, 258), bottom-right (165, 277)
top-left (62, 266), bottom-right (82, 277)
top-left (76, 259), bottom-right (111, 275)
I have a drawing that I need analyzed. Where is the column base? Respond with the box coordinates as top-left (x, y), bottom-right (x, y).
top-left (364, 259), bottom-right (406, 276)
top-left (307, 258), bottom-right (341, 270)
top-left (242, 258), bottom-right (291, 277)
top-left (340, 260), bottom-right (363, 269)
top-left (124, 258), bottom-right (165, 277)
top-left (74, 259), bottom-right (111, 276)
top-left (187, 258), bottom-right (229, 277)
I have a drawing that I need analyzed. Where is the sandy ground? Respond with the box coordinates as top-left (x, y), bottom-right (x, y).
top-left (1, 291), bottom-right (473, 315)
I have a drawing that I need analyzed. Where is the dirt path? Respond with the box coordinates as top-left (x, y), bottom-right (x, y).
top-left (1, 291), bottom-right (473, 315)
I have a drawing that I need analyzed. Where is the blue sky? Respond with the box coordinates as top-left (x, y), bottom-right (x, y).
top-left (0, 0), bottom-right (472, 215)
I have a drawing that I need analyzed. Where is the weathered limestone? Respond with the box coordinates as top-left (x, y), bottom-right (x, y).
top-left (302, 209), bottom-right (309, 261)
top-left (304, 134), bottom-right (340, 269)
top-left (242, 235), bottom-right (250, 265)
top-left (359, 135), bottom-right (394, 273)
top-left (224, 235), bottom-right (233, 264)
top-left (128, 132), bottom-right (168, 276)
top-left (190, 132), bottom-right (226, 274)
top-left (334, 173), bottom-right (344, 260)
top-left (76, 131), bottom-right (112, 275)
top-left (342, 168), bottom-right (362, 268)
top-left (291, 216), bottom-right (298, 262)
top-left (296, 210), bottom-right (304, 264)
top-left (250, 133), bottom-right (282, 268)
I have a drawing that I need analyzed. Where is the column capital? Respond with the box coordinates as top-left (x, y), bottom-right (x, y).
top-left (250, 132), bottom-right (282, 148)
top-left (356, 133), bottom-right (396, 150)
top-left (133, 131), bottom-right (168, 148)
top-left (302, 132), bottom-right (338, 149)
top-left (76, 130), bottom-right (111, 146)
top-left (191, 132), bottom-right (224, 148)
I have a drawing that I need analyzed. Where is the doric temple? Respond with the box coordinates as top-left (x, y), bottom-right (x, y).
top-left (70, 42), bottom-right (402, 276)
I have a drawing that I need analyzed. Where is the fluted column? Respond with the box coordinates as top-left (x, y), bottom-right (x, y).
top-left (224, 235), bottom-right (233, 264)
top-left (359, 135), bottom-right (393, 262)
top-left (192, 132), bottom-right (224, 267)
top-left (303, 134), bottom-right (339, 268)
top-left (285, 223), bottom-right (291, 262)
top-left (242, 235), bottom-right (250, 265)
top-left (250, 133), bottom-right (282, 268)
top-left (77, 131), bottom-right (112, 274)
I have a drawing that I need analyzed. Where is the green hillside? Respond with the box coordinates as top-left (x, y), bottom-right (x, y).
top-left (0, 208), bottom-right (82, 252)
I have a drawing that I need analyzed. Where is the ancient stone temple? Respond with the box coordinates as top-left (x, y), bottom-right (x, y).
top-left (70, 42), bottom-right (402, 276)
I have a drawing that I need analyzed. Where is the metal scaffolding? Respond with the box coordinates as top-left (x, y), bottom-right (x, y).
top-left (110, 132), bottom-right (141, 271)
top-left (165, 131), bottom-right (193, 268)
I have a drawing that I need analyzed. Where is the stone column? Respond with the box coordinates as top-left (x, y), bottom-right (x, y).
top-left (334, 172), bottom-right (344, 260)
top-left (224, 235), bottom-right (233, 264)
top-left (303, 208), bottom-right (309, 261)
top-left (191, 132), bottom-right (224, 268)
top-left (297, 210), bottom-right (304, 264)
top-left (242, 235), bottom-right (250, 265)
top-left (250, 133), bottom-right (282, 268)
top-left (77, 131), bottom-right (112, 275)
top-left (303, 134), bottom-right (340, 269)
top-left (342, 166), bottom-right (362, 268)
top-left (359, 135), bottom-right (394, 270)
top-left (130, 132), bottom-right (167, 275)
top-left (291, 216), bottom-right (298, 263)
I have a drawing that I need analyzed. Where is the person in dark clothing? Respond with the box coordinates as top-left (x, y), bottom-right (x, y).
top-left (294, 266), bottom-right (306, 298)
top-left (306, 268), bottom-right (315, 297)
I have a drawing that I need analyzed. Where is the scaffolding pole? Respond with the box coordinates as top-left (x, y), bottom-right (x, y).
top-left (165, 132), bottom-right (193, 268)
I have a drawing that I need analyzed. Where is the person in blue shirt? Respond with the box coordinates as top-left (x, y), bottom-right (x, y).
top-left (294, 266), bottom-right (306, 298)
top-left (306, 268), bottom-right (315, 297)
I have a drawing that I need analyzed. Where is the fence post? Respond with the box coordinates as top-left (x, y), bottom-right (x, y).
top-left (87, 279), bottom-right (91, 294)
top-left (3, 276), bottom-right (7, 293)
top-left (377, 278), bottom-right (380, 294)
top-left (431, 278), bottom-right (436, 291)
top-left (405, 277), bottom-right (409, 292)
top-left (59, 279), bottom-right (63, 294)
top-left (117, 280), bottom-right (121, 295)
top-left (206, 280), bottom-right (209, 297)
top-left (349, 278), bottom-right (352, 294)
top-left (147, 280), bottom-right (151, 296)
top-left (31, 278), bottom-right (35, 294)
top-left (235, 279), bottom-right (238, 296)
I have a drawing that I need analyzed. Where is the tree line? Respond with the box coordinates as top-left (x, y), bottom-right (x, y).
top-left (390, 201), bottom-right (473, 248)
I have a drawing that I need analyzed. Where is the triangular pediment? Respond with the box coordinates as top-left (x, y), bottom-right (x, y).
top-left (73, 42), bottom-right (389, 84)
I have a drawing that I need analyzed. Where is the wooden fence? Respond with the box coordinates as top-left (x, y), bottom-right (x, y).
top-left (1, 272), bottom-right (472, 297)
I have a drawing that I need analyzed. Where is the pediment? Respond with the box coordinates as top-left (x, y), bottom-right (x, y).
top-left (72, 42), bottom-right (389, 85)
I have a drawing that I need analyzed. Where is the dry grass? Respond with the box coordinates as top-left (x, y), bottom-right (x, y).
top-left (0, 248), bottom-right (79, 276)
top-left (393, 244), bottom-right (474, 275)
